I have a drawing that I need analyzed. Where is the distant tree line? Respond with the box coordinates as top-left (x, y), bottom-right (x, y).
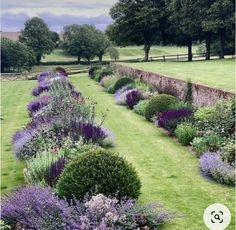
top-left (107, 0), bottom-right (235, 61)
top-left (1, 17), bottom-right (60, 72)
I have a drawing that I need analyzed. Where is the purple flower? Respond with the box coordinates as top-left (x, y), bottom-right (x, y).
top-left (199, 152), bottom-right (235, 185)
top-left (32, 81), bottom-right (51, 96)
top-left (27, 95), bottom-right (51, 116)
top-left (46, 158), bottom-right (67, 186)
top-left (1, 186), bottom-right (70, 229)
top-left (157, 108), bottom-right (192, 134)
top-left (77, 122), bottom-right (108, 143)
top-left (71, 90), bottom-right (81, 98)
top-left (126, 90), bottom-right (143, 109)
top-left (37, 72), bottom-right (51, 82)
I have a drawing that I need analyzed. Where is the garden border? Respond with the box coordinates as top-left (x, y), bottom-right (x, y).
top-left (111, 63), bottom-right (235, 107)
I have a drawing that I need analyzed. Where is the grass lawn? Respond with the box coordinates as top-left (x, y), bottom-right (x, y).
top-left (42, 46), bottom-right (198, 62)
top-left (122, 59), bottom-right (235, 92)
top-left (71, 74), bottom-right (235, 230)
top-left (1, 80), bottom-right (36, 193)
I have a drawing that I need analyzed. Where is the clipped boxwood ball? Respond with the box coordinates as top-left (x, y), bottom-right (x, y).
top-left (145, 94), bottom-right (179, 121)
top-left (113, 77), bottom-right (134, 92)
top-left (88, 66), bottom-right (100, 79)
top-left (56, 149), bottom-right (141, 200)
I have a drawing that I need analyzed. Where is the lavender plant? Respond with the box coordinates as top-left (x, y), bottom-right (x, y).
top-left (27, 95), bottom-right (51, 116)
top-left (1, 186), bottom-right (70, 230)
top-left (1, 188), bottom-right (174, 230)
top-left (199, 152), bottom-right (235, 186)
top-left (157, 108), bottom-right (193, 135)
top-left (126, 89), bottom-right (143, 109)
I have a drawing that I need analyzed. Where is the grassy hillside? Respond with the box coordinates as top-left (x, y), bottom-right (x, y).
top-left (42, 46), bottom-right (198, 62)
top-left (122, 59), bottom-right (235, 92)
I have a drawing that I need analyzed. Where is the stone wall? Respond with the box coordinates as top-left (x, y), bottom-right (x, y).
top-left (112, 63), bottom-right (234, 107)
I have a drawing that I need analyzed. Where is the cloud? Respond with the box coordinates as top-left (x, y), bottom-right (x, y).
top-left (1, 13), bottom-right (113, 32)
top-left (1, 0), bottom-right (116, 32)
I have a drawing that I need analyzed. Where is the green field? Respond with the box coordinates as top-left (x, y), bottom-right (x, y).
top-left (42, 46), bottom-right (198, 62)
top-left (122, 59), bottom-right (235, 92)
top-left (1, 80), bottom-right (36, 192)
top-left (1, 75), bottom-right (235, 229)
top-left (71, 75), bottom-right (235, 230)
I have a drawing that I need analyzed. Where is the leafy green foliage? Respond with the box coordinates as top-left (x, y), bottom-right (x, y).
top-left (175, 123), bottom-right (196, 146)
top-left (56, 149), bottom-right (141, 200)
top-left (63, 25), bottom-right (110, 62)
top-left (220, 139), bottom-right (235, 165)
top-left (113, 77), bottom-right (134, 92)
top-left (192, 134), bottom-right (226, 157)
top-left (145, 94), bottom-right (179, 121)
top-left (19, 17), bottom-right (54, 64)
top-left (194, 100), bottom-right (235, 137)
top-left (1, 38), bottom-right (35, 72)
top-left (23, 152), bottom-right (61, 185)
top-left (107, 84), bottom-right (115, 94)
top-left (133, 100), bottom-right (149, 116)
top-left (108, 0), bottom-right (168, 61)
top-left (108, 46), bottom-right (119, 60)
top-left (94, 67), bottom-right (114, 82)
top-left (88, 66), bottom-right (100, 79)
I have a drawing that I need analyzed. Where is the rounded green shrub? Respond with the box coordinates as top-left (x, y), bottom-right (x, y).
top-left (56, 149), bottom-right (141, 200)
top-left (144, 94), bottom-right (179, 121)
top-left (95, 68), bottom-right (113, 82)
top-left (88, 66), bottom-right (100, 79)
top-left (113, 77), bottom-right (134, 92)
top-left (107, 84), bottom-right (115, 94)
top-left (175, 123), bottom-right (196, 146)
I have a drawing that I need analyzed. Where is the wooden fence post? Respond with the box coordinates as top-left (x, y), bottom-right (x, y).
top-left (177, 54), bottom-right (179, 62)
top-left (163, 55), bottom-right (165, 62)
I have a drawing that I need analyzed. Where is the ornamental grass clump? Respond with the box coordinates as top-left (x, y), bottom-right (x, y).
top-left (157, 108), bottom-right (193, 135)
top-left (175, 123), bottom-right (196, 146)
top-left (23, 152), bottom-right (64, 186)
top-left (56, 148), bottom-right (141, 200)
top-left (199, 152), bottom-right (235, 186)
top-left (133, 99), bottom-right (149, 116)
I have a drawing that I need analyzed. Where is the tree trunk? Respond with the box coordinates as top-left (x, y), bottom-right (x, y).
top-left (77, 56), bottom-right (81, 62)
top-left (36, 54), bottom-right (41, 65)
top-left (205, 32), bottom-right (211, 60)
top-left (219, 29), bottom-right (225, 59)
top-left (144, 44), bottom-right (151, 61)
top-left (187, 42), bottom-right (192, 62)
top-left (99, 55), bottom-right (103, 62)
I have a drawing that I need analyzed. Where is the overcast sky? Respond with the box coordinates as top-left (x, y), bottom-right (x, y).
top-left (1, 0), bottom-right (117, 32)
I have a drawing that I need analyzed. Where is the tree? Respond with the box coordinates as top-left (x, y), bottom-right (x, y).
top-left (51, 31), bottom-right (60, 48)
top-left (95, 31), bottom-right (110, 62)
top-left (19, 17), bottom-right (54, 64)
top-left (169, 0), bottom-right (202, 61)
top-left (108, 47), bottom-right (119, 61)
top-left (1, 38), bottom-right (35, 72)
top-left (62, 24), bottom-right (98, 62)
top-left (202, 0), bottom-right (234, 58)
top-left (107, 0), bottom-right (168, 61)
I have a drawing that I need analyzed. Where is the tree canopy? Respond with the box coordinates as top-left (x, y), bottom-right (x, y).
top-left (19, 17), bottom-right (54, 64)
top-left (62, 24), bottom-right (110, 62)
top-left (107, 0), bottom-right (168, 61)
top-left (1, 38), bottom-right (36, 72)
